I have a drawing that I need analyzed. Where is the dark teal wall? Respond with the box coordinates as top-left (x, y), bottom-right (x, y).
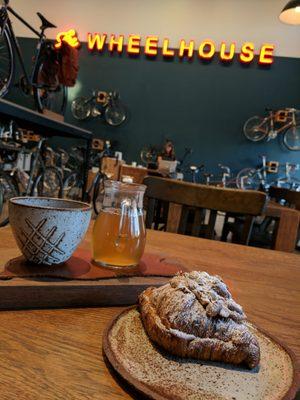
top-left (7, 37), bottom-right (300, 177)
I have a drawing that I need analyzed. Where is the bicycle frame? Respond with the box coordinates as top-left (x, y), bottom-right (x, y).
top-left (84, 94), bottom-right (97, 106)
top-left (24, 138), bottom-right (46, 195)
top-left (254, 114), bottom-right (273, 135)
top-left (9, 138), bottom-right (46, 195)
top-left (268, 110), bottom-right (296, 135)
top-left (2, 2), bottom-right (47, 88)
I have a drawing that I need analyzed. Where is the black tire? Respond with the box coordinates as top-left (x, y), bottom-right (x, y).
top-left (71, 97), bottom-right (92, 120)
top-left (236, 168), bottom-right (261, 190)
top-left (104, 102), bottom-right (127, 126)
top-left (92, 173), bottom-right (107, 215)
top-left (33, 57), bottom-right (68, 115)
top-left (0, 171), bottom-right (19, 227)
top-left (243, 116), bottom-right (269, 142)
top-left (31, 167), bottom-right (63, 198)
top-left (63, 172), bottom-right (83, 200)
top-left (283, 125), bottom-right (300, 151)
top-left (0, 25), bottom-right (15, 98)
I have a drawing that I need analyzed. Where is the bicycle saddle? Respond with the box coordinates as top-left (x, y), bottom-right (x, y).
top-left (37, 12), bottom-right (56, 31)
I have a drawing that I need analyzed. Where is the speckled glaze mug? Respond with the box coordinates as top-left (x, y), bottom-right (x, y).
top-left (9, 197), bottom-right (92, 266)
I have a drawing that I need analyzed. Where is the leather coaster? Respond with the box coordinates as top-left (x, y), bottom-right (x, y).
top-left (0, 249), bottom-right (187, 280)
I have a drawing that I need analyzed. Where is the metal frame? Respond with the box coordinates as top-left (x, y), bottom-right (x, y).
top-left (5, 5), bottom-right (45, 87)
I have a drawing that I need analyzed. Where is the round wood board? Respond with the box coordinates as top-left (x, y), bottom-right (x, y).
top-left (103, 306), bottom-right (299, 400)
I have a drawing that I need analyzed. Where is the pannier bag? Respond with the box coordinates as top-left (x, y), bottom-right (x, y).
top-left (39, 56), bottom-right (60, 87)
top-left (58, 41), bottom-right (79, 87)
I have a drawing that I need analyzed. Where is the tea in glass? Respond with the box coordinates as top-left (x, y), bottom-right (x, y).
top-left (93, 181), bottom-right (146, 268)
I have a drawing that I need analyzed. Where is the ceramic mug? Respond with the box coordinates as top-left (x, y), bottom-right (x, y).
top-left (9, 197), bottom-right (92, 266)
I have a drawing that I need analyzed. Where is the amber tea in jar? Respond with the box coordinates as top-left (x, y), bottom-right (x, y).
top-left (93, 181), bottom-right (146, 269)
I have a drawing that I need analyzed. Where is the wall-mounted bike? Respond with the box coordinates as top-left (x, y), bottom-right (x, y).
top-left (236, 155), bottom-right (300, 191)
top-left (243, 108), bottom-right (300, 151)
top-left (71, 90), bottom-right (127, 126)
top-left (0, 0), bottom-right (67, 114)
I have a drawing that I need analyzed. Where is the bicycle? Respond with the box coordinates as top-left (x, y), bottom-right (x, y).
top-left (236, 155), bottom-right (300, 191)
top-left (71, 90), bottom-right (127, 126)
top-left (0, 0), bottom-right (67, 114)
top-left (0, 124), bottom-right (63, 226)
top-left (62, 143), bottom-right (113, 214)
top-left (243, 108), bottom-right (300, 151)
top-left (197, 164), bottom-right (237, 188)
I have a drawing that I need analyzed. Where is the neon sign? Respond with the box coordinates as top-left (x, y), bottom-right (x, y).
top-left (55, 29), bottom-right (80, 49)
top-left (55, 30), bottom-right (275, 65)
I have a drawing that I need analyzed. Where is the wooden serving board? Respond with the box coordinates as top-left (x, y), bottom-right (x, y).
top-left (103, 307), bottom-right (299, 400)
top-left (0, 275), bottom-right (169, 311)
top-left (0, 227), bottom-right (180, 310)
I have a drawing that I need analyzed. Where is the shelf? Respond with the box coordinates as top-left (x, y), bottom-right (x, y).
top-left (0, 98), bottom-right (92, 141)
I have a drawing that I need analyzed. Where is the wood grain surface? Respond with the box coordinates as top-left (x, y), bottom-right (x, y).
top-left (0, 224), bottom-right (299, 399)
top-left (266, 201), bottom-right (300, 252)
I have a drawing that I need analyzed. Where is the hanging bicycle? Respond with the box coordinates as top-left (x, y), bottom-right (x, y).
top-left (0, 0), bottom-right (67, 114)
top-left (243, 108), bottom-right (300, 151)
top-left (71, 90), bottom-right (127, 126)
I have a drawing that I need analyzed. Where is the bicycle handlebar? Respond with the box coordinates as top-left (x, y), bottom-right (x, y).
top-left (0, 142), bottom-right (22, 152)
top-left (218, 164), bottom-right (231, 174)
top-left (285, 107), bottom-right (297, 112)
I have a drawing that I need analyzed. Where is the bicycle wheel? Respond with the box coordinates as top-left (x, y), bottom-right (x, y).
top-left (105, 102), bottom-right (127, 126)
top-left (236, 168), bottom-right (261, 190)
top-left (0, 171), bottom-right (19, 227)
top-left (71, 97), bottom-right (92, 120)
top-left (92, 173), bottom-right (107, 215)
top-left (0, 26), bottom-right (15, 98)
top-left (0, 185), bottom-right (3, 216)
top-left (63, 172), bottom-right (83, 200)
top-left (33, 58), bottom-right (67, 115)
top-left (243, 116), bottom-right (269, 142)
top-left (283, 125), bottom-right (300, 151)
top-left (31, 167), bottom-right (63, 198)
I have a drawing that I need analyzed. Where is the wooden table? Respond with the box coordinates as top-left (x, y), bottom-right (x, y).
top-left (265, 201), bottom-right (300, 253)
top-left (0, 226), bottom-right (299, 399)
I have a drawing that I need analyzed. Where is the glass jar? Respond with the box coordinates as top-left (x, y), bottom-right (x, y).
top-left (93, 180), bottom-right (146, 269)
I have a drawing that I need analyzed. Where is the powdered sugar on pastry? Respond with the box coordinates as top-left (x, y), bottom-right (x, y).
top-left (139, 271), bottom-right (260, 369)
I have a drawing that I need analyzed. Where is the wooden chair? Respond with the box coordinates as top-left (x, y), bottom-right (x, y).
top-left (268, 186), bottom-right (300, 210)
top-left (268, 186), bottom-right (300, 250)
top-left (143, 176), bottom-right (267, 245)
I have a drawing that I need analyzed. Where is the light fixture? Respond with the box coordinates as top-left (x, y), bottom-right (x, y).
top-left (279, 0), bottom-right (300, 25)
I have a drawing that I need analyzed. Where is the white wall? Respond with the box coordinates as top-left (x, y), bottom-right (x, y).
top-left (9, 0), bottom-right (300, 58)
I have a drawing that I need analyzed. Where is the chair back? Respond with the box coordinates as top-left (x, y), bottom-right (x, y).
top-left (143, 176), bottom-right (267, 244)
top-left (269, 187), bottom-right (300, 210)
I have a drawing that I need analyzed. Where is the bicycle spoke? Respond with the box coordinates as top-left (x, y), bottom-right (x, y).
top-left (0, 28), bottom-right (13, 96)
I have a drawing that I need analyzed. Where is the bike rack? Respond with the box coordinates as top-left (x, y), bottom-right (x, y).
top-left (0, 98), bottom-right (93, 200)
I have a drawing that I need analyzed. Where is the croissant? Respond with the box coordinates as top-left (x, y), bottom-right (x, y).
top-left (139, 271), bottom-right (260, 369)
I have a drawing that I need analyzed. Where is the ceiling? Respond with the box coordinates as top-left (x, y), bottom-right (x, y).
top-left (8, 0), bottom-right (300, 58)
